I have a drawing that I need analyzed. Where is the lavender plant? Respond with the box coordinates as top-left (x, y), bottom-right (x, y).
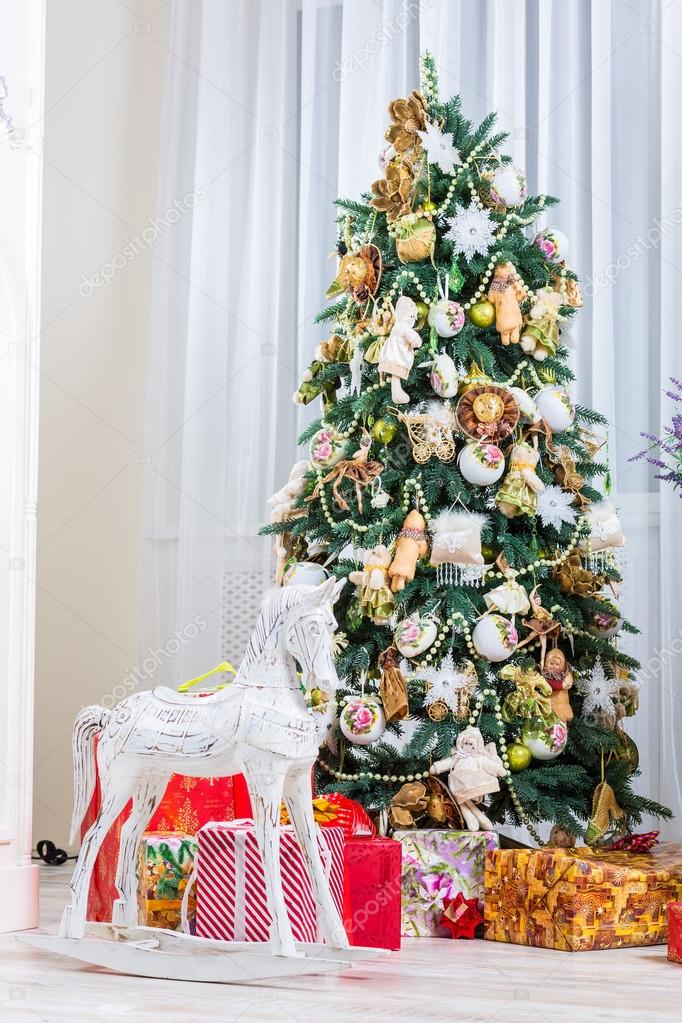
top-left (631, 377), bottom-right (682, 493)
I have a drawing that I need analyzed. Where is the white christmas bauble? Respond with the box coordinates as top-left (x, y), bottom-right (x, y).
top-left (458, 441), bottom-right (506, 485)
top-left (509, 386), bottom-right (541, 425)
top-left (429, 353), bottom-right (459, 398)
top-left (535, 386), bottom-right (575, 433)
top-left (490, 165), bottom-right (527, 207)
top-left (339, 696), bottom-right (386, 746)
top-left (394, 615), bottom-right (438, 658)
top-left (428, 298), bottom-right (465, 338)
top-left (471, 614), bottom-right (518, 662)
top-left (310, 426), bottom-right (345, 468)
top-left (282, 561), bottom-right (329, 587)
top-left (521, 717), bottom-right (568, 760)
top-left (533, 227), bottom-right (569, 263)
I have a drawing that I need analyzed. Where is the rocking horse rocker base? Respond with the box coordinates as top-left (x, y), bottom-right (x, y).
top-left (19, 924), bottom-right (387, 984)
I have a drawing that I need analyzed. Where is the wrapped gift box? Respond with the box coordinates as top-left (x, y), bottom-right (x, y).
top-left (82, 736), bottom-right (250, 922)
top-left (485, 844), bottom-right (682, 951)
top-left (136, 832), bottom-right (197, 930)
top-left (394, 829), bottom-right (498, 937)
top-left (343, 837), bottom-right (402, 949)
top-left (667, 902), bottom-right (682, 963)
top-left (194, 821), bottom-right (345, 943)
top-left (286, 792), bottom-right (376, 839)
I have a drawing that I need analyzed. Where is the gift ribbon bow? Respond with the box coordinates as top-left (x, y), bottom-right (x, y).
top-left (499, 666), bottom-right (554, 723)
top-left (177, 661), bottom-right (237, 693)
top-left (280, 796), bottom-right (339, 826)
top-left (608, 830), bottom-right (659, 853)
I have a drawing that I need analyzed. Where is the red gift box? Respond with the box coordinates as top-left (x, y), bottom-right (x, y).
top-left (343, 837), bottom-right (402, 950)
top-left (194, 821), bottom-right (345, 943)
top-left (669, 902), bottom-right (682, 963)
top-left (82, 737), bottom-right (251, 922)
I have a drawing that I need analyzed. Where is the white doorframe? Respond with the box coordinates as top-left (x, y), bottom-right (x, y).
top-left (0, 0), bottom-right (45, 932)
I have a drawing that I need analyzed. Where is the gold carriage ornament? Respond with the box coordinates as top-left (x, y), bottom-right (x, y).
top-left (394, 400), bottom-right (456, 464)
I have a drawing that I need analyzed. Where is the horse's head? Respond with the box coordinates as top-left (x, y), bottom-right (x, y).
top-left (283, 577), bottom-right (345, 698)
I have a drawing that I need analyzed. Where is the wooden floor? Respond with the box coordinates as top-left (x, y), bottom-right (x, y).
top-left (0, 865), bottom-right (678, 1022)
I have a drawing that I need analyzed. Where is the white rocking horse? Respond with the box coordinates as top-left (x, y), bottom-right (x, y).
top-left (58, 577), bottom-right (352, 964)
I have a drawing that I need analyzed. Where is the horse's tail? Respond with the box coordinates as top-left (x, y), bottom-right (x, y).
top-left (69, 705), bottom-right (111, 844)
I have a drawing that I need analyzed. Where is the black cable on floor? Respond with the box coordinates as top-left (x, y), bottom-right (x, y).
top-left (32, 839), bottom-right (77, 865)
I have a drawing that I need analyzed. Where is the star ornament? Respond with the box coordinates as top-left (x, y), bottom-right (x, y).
top-left (577, 657), bottom-right (620, 720)
top-left (446, 206), bottom-right (496, 261)
top-left (418, 120), bottom-right (461, 173)
top-left (537, 484), bottom-right (578, 530)
top-left (440, 892), bottom-right (483, 939)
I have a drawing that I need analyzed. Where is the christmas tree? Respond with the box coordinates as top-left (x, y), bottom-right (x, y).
top-left (263, 54), bottom-right (669, 842)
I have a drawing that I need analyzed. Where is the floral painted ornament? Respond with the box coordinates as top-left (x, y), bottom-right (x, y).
top-left (309, 426), bottom-right (345, 468)
top-left (394, 614), bottom-right (438, 658)
top-left (487, 165), bottom-right (527, 208)
top-left (428, 297), bottom-right (465, 338)
top-left (521, 715), bottom-right (568, 760)
top-left (471, 614), bottom-right (518, 662)
top-left (535, 385), bottom-right (575, 433)
top-left (533, 227), bottom-right (569, 262)
top-left (339, 694), bottom-right (386, 746)
top-left (458, 441), bottom-right (505, 485)
top-left (429, 352), bottom-right (459, 398)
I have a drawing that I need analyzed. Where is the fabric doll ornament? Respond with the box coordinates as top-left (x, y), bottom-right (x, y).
top-left (388, 509), bottom-right (429, 592)
top-left (429, 509), bottom-right (488, 586)
top-left (378, 295), bottom-right (423, 404)
top-left (483, 569), bottom-right (530, 617)
top-left (541, 647), bottom-right (574, 723)
top-left (378, 646), bottom-right (409, 722)
top-left (520, 286), bottom-right (563, 361)
top-left (430, 726), bottom-right (506, 831)
top-left (348, 545), bottom-right (395, 624)
top-left (496, 440), bottom-right (545, 518)
top-left (487, 262), bottom-right (526, 346)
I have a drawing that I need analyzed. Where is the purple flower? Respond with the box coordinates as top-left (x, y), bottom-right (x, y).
top-left (630, 377), bottom-right (682, 494)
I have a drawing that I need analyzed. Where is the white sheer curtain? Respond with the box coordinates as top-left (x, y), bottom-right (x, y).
top-left (142, 0), bottom-right (681, 831)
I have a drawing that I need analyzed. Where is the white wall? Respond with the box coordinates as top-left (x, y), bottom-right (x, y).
top-left (33, 0), bottom-right (168, 848)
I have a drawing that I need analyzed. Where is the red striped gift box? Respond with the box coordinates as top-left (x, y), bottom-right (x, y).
top-left (194, 820), bottom-right (345, 943)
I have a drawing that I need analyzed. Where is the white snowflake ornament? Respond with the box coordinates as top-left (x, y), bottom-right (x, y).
top-left (577, 657), bottom-right (621, 724)
top-left (537, 485), bottom-right (578, 530)
top-left (418, 121), bottom-right (460, 173)
top-left (446, 206), bottom-right (496, 261)
top-left (417, 653), bottom-right (478, 712)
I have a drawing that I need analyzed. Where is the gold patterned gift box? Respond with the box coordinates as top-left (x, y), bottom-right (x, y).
top-left (485, 844), bottom-right (682, 951)
top-left (136, 832), bottom-right (197, 930)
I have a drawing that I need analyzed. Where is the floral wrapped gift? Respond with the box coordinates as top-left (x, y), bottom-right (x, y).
top-left (668, 902), bottom-right (682, 963)
top-left (394, 829), bottom-right (498, 937)
top-left (136, 832), bottom-right (197, 930)
top-left (485, 844), bottom-right (682, 951)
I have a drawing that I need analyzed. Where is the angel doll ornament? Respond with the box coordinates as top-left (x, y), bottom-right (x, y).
top-left (430, 726), bottom-right (506, 831)
top-left (378, 295), bottom-right (423, 404)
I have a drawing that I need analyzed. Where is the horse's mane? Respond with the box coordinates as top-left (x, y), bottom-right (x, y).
top-left (238, 585), bottom-right (309, 676)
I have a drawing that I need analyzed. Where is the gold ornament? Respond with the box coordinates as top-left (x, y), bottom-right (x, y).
top-left (379, 646), bottom-right (409, 722)
top-left (506, 741), bottom-right (532, 772)
top-left (371, 160), bottom-right (415, 222)
top-left (396, 401), bottom-right (456, 463)
top-left (394, 214), bottom-right (436, 263)
top-left (456, 384), bottom-right (520, 442)
top-left (468, 300), bottom-right (496, 329)
top-left (328, 244), bottom-right (382, 303)
top-left (384, 90), bottom-right (427, 155)
top-left (554, 552), bottom-right (603, 597)
top-left (585, 781), bottom-right (625, 845)
top-left (389, 781), bottom-right (429, 828)
top-left (426, 699), bottom-right (448, 722)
